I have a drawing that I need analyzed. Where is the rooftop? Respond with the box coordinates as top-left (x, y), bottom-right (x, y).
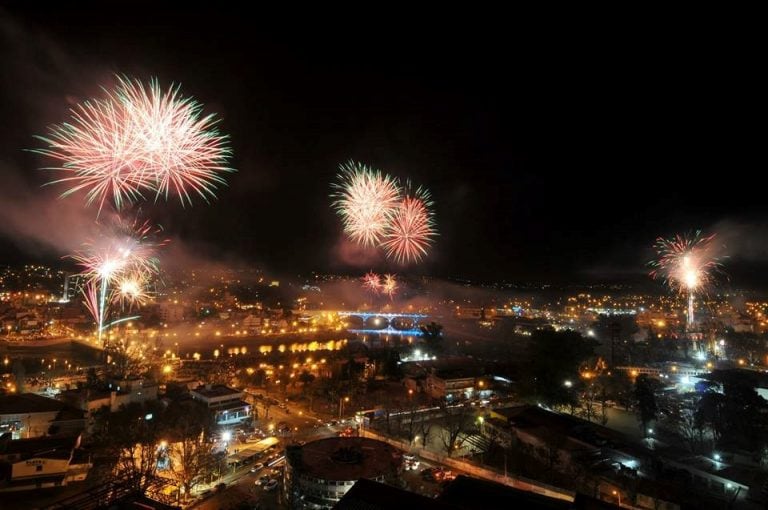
top-left (288, 437), bottom-right (401, 482)
top-left (191, 384), bottom-right (242, 399)
top-left (0, 435), bottom-right (77, 458)
top-left (0, 393), bottom-right (65, 415)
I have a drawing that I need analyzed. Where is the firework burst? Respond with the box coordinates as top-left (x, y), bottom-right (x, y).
top-left (114, 271), bottom-right (151, 310)
top-left (381, 185), bottom-right (436, 264)
top-left (72, 213), bottom-right (165, 342)
top-left (650, 231), bottom-right (722, 327)
top-left (382, 274), bottom-right (398, 299)
top-left (362, 271), bottom-right (382, 293)
top-left (332, 161), bottom-right (401, 247)
top-left (34, 75), bottom-right (234, 212)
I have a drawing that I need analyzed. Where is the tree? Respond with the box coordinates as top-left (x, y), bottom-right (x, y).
top-left (662, 400), bottom-right (702, 452)
top-left (104, 341), bottom-right (150, 379)
top-left (92, 400), bottom-right (167, 494)
top-left (524, 330), bottom-right (597, 407)
top-left (439, 403), bottom-right (471, 456)
top-left (634, 375), bottom-right (658, 436)
top-left (298, 370), bottom-right (316, 386)
top-left (420, 322), bottom-right (444, 354)
top-left (695, 390), bottom-right (725, 445)
top-left (166, 401), bottom-right (215, 499)
top-left (417, 413), bottom-right (433, 449)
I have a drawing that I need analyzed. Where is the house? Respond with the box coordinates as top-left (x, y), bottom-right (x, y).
top-left (0, 434), bottom-right (92, 491)
top-left (190, 384), bottom-right (251, 427)
top-left (0, 393), bottom-right (84, 439)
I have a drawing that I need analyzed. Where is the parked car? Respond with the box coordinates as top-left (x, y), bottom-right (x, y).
top-left (250, 462), bottom-right (264, 473)
top-left (264, 479), bottom-right (279, 491)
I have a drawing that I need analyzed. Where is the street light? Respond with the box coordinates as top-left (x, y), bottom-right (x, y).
top-left (339, 396), bottom-right (350, 419)
top-left (563, 380), bottom-right (573, 388)
top-left (612, 490), bottom-right (621, 507)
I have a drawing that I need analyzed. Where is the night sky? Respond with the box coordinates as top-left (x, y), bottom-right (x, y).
top-left (1, 8), bottom-right (765, 284)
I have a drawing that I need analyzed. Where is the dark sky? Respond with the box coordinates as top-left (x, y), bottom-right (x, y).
top-left (0, 7), bottom-right (765, 284)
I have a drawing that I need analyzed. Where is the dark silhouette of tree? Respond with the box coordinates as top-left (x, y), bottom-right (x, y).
top-left (634, 375), bottom-right (658, 436)
top-left (439, 402), bottom-right (471, 456)
top-left (714, 370), bottom-right (768, 450)
top-left (419, 321), bottom-right (444, 353)
top-left (659, 395), bottom-right (703, 452)
top-left (417, 413), bottom-right (433, 449)
top-left (298, 370), bottom-right (315, 386)
top-left (523, 329), bottom-right (596, 407)
top-left (92, 400), bottom-right (167, 494)
top-left (695, 390), bottom-right (725, 445)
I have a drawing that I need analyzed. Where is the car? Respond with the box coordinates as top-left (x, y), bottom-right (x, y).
top-left (264, 479), bottom-right (279, 491)
top-left (250, 462), bottom-right (264, 473)
top-left (255, 475), bottom-right (270, 486)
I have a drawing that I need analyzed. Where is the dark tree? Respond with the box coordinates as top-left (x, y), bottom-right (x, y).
top-left (634, 374), bottom-right (658, 436)
top-left (298, 370), bottom-right (316, 386)
top-left (419, 321), bottom-right (444, 353)
top-left (523, 329), bottom-right (597, 407)
top-left (439, 402), bottom-right (471, 456)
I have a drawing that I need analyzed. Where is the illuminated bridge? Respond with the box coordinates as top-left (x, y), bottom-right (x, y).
top-left (338, 311), bottom-right (428, 336)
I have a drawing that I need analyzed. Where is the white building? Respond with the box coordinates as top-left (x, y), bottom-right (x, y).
top-left (190, 384), bottom-right (251, 427)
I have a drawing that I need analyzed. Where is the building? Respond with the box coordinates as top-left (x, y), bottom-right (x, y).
top-left (286, 436), bottom-right (402, 509)
top-left (425, 367), bottom-right (487, 401)
top-left (190, 384), bottom-right (251, 427)
top-left (0, 393), bottom-right (85, 439)
top-left (57, 378), bottom-right (157, 433)
top-left (0, 434), bottom-right (92, 491)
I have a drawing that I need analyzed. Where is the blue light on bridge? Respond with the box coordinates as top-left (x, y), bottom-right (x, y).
top-left (338, 311), bottom-right (428, 336)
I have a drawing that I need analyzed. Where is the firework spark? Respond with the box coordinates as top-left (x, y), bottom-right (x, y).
top-left (381, 186), bottom-right (436, 264)
top-left (382, 274), bottom-right (398, 299)
top-left (114, 272), bottom-right (151, 310)
top-left (35, 75), bottom-right (234, 212)
top-left (362, 271), bottom-right (382, 293)
top-left (332, 161), bottom-right (401, 247)
top-left (650, 231), bottom-right (722, 327)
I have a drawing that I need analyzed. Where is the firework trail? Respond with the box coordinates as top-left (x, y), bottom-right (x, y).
top-left (381, 185), bottom-right (436, 264)
top-left (331, 161), bottom-right (401, 247)
top-left (34, 75), bottom-right (234, 212)
top-left (362, 271), bottom-right (382, 293)
top-left (382, 274), bottom-right (398, 299)
top-left (72, 213), bottom-right (165, 343)
top-left (650, 231), bottom-right (722, 327)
